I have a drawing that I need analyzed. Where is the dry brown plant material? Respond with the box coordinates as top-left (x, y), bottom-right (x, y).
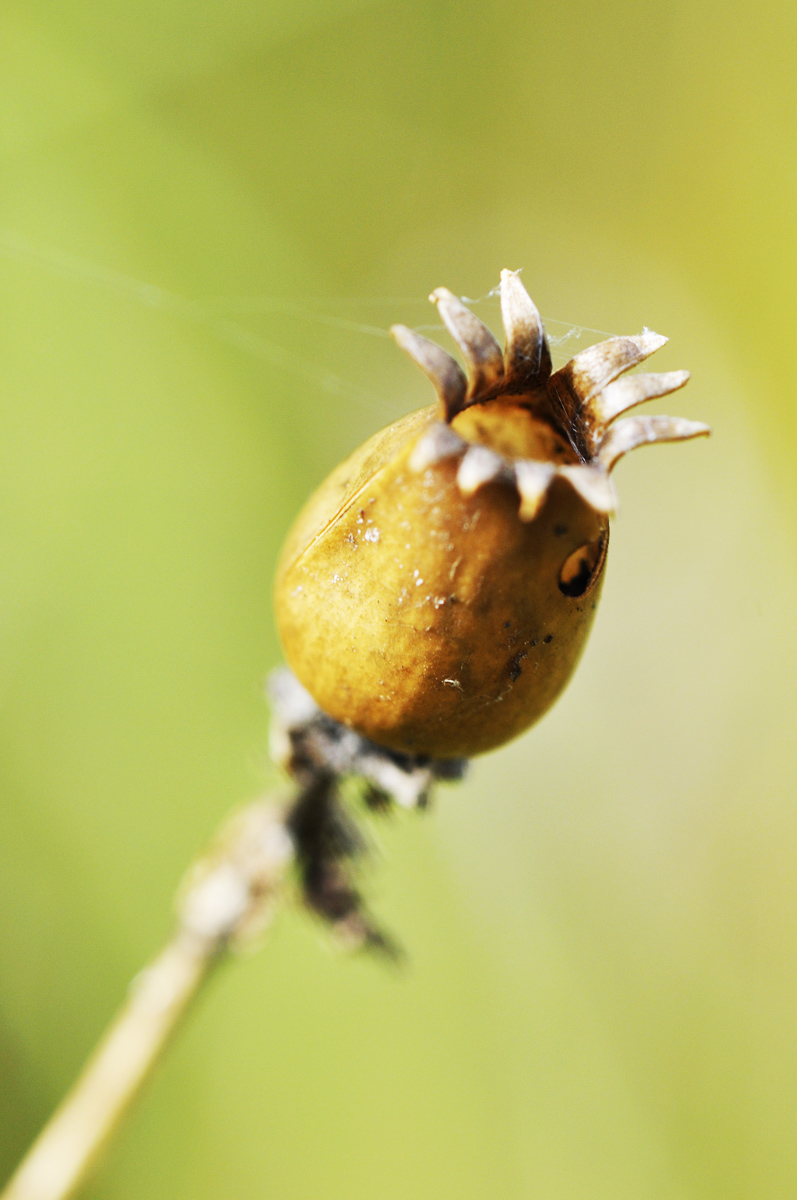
top-left (276, 271), bottom-right (709, 758)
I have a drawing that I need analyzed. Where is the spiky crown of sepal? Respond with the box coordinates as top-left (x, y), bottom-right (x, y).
top-left (391, 270), bottom-right (709, 520)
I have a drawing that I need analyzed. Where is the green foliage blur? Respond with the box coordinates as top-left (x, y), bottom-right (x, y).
top-left (1, 1), bottom-right (796, 1196)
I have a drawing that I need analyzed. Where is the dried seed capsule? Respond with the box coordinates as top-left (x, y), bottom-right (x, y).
top-left (275, 272), bottom-right (708, 759)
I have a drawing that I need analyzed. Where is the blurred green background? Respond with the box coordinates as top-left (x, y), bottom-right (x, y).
top-left (1, 1), bottom-right (796, 1196)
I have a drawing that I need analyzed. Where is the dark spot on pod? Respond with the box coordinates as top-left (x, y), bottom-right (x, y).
top-left (508, 650), bottom-right (528, 682)
top-left (554, 524), bottom-right (568, 537)
top-left (543, 634), bottom-right (553, 644)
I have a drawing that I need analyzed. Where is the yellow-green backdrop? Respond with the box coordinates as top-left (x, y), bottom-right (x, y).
top-left (1, 2), bottom-right (796, 1197)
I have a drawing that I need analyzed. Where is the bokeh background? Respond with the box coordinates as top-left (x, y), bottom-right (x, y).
top-left (1, 1), bottom-right (796, 1196)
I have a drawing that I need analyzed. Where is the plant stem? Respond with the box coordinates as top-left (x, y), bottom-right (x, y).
top-left (0, 801), bottom-right (293, 1200)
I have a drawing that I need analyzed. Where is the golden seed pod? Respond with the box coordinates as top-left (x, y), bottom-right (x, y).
top-left (275, 272), bottom-right (709, 759)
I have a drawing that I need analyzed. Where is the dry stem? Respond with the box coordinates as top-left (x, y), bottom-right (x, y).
top-left (0, 801), bottom-right (293, 1200)
top-left (0, 669), bottom-right (453, 1200)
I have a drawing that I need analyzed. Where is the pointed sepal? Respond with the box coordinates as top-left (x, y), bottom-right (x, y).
top-left (557, 464), bottom-right (617, 513)
top-left (597, 416), bottom-right (710, 471)
top-left (430, 288), bottom-right (504, 403)
top-left (456, 444), bottom-right (508, 496)
top-left (514, 459), bottom-right (555, 521)
top-left (408, 422), bottom-right (467, 472)
top-left (592, 370), bottom-right (690, 428)
top-left (500, 269), bottom-right (551, 388)
top-left (555, 330), bottom-right (668, 405)
top-left (391, 324), bottom-right (468, 421)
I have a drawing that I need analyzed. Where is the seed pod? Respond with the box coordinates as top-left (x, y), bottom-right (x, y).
top-left (275, 272), bottom-right (708, 759)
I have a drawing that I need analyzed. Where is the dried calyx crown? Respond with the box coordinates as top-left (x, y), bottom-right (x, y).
top-left (391, 270), bottom-right (709, 519)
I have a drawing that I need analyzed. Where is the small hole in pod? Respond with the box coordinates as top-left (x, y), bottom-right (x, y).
top-left (559, 532), bottom-right (608, 597)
